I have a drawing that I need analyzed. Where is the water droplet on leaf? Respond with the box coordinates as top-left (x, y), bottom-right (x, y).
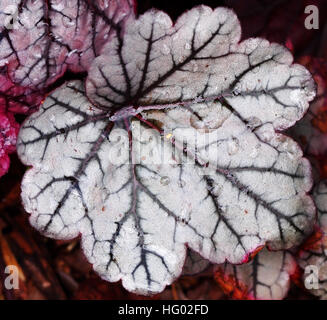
top-left (33, 45), bottom-right (43, 58)
top-left (190, 61), bottom-right (198, 72)
top-left (246, 117), bottom-right (262, 129)
top-left (62, 17), bottom-right (75, 28)
top-left (49, 114), bottom-right (56, 124)
top-left (160, 176), bottom-right (170, 186)
top-left (161, 44), bottom-right (170, 55)
top-left (227, 138), bottom-right (239, 155)
top-left (184, 43), bottom-right (191, 50)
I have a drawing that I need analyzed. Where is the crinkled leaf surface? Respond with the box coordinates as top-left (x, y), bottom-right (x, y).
top-left (288, 58), bottom-right (327, 299)
top-left (298, 180), bottom-right (327, 299)
top-left (86, 6), bottom-right (315, 131)
top-left (18, 6), bottom-right (316, 294)
top-left (0, 72), bottom-right (44, 114)
top-left (215, 248), bottom-right (296, 300)
top-left (289, 57), bottom-right (327, 159)
top-left (299, 236), bottom-right (327, 300)
top-left (0, 111), bottom-right (19, 177)
top-left (314, 181), bottom-right (327, 233)
top-left (0, 0), bottom-right (135, 89)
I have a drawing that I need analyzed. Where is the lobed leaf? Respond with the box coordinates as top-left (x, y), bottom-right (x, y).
top-left (86, 6), bottom-right (315, 132)
top-left (289, 57), bottom-right (327, 159)
top-left (288, 57), bottom-right (327, 300)
top-left (0, 0), bottom-right (135, 89)
top-left (0, 72), bottom-right (44, 114)
top-left (297, 181), bottom-right (327, 300)
top-left (214, 248), bottom-right (297, 300)
top-left (17, 6), bottom-right (316, 294)
top-left (0, 111), bottom-right (19, 177)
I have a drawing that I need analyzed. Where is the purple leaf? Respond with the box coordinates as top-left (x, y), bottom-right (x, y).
top-left (0, 71), bottom-right (44, 114)
top-left (0, 111), bottom-right (19, 177)
top-left (0, 0), bottom-right (135, 89)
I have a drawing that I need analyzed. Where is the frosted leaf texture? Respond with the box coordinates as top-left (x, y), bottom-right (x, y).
top-left (298, 181), bottom-right (327, 300)
top-left (17, 6), bottom-right (316, 294)
top-left (215, 248), bottom-right (296, 300)
top-left (0, 0), bottom-right (135, 88)
top-left (0, 72), bottom-right (44, 114)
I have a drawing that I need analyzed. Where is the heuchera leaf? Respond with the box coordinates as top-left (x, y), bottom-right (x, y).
top-left (0, 0), bottom-right (135, 89)
top-left (297, 181), bottom-right (327, 299)
top-left (214, 248), bottom-right (297, 300)
top-left (289, 57), bottom-right (327, 160)
top-left (0, 71), bottom-right (44, 114)
top-left (0, 111), bottom-right (19, 177)
top-left (287, 57), bottom-right (327, 300)
top-left (17, 6), bottom-right (316, 295)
